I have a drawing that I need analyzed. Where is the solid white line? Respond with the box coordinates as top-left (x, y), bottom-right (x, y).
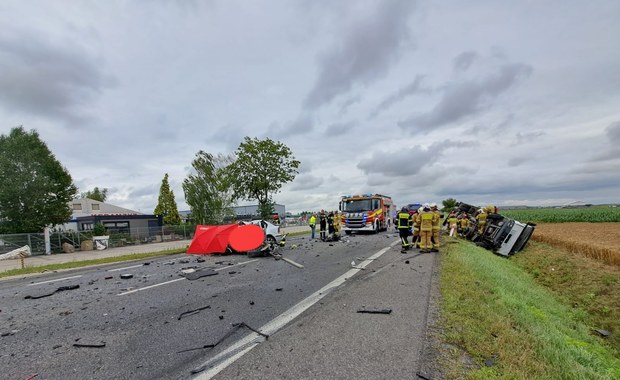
top-left (193, 245), bottom-right (392, 379)
top-left (27, 275), bottom-right (82, 286)
top-left (107, 264), bottom-right (144, 272)
top-left (116, 259), bottom-right (258, 296)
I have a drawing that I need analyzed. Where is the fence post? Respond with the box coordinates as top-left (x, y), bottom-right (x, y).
top-left (27, 234), bottom-right (32, 252)
top-left (44, 227), bottom-right (51, 255)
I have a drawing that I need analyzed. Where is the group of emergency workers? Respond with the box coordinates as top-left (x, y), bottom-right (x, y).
top-left (397, 203), bottom-right (442, 253)
top-left (445, 204), bottom-right (498, 238)
top-left (308, 210), bottom-right (341, 241)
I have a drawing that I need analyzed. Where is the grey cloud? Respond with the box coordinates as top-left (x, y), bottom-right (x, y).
top-left (369, 75), bottom-right (429, 119)
top-left (453, 51), bottom-right (478, 71)
top-left (211, 123), bottom-right (245, 151)
top-left (129, 184), bottom-right (159, 198)
top-left (514, 130), bottom-right (545, 146)
top-left (339, 95), bottom-right (361, 114)
top-left (304, 0), bottom-right (415, 110)
top-left (399, 62), bottom-right (532, 133)
top-left (265, 114), bottom-right (313, 138)
top-left (0, 29), bottom-right (111, 124)
top-left (288, 174), bottom-right (324, 191)
top-left (591, 121), bottom-right (620, 161)
top-left (357, 140), bottom-right (473, 177)
top-left (507, 156), bottom-right (536, 167)
top-left (324, 121), bottom-right (356, 137)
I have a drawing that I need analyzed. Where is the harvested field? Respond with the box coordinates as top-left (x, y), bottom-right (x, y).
top-left (532, 223), bottom-right (620, 266)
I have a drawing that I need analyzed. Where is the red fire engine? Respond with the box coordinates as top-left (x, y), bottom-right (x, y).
top-left (339, 194), bottom-right (394, 234)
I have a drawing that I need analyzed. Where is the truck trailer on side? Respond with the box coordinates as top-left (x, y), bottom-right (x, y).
top-left (339, 193), bottom-right (395, 234)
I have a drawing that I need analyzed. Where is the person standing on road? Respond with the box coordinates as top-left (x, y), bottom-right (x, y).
top-left (309, 213), bottom-right (317, 239)
top-left (430, 203), bottom-right (441, 252)
top-left (418, 204), bottom-right (438, 253)
top-left (397, 207), bottom-right (412, 253)
top-left (333, 211), bottom-right (341, 236)
top-left (319, 210), bottom-right (327, 241)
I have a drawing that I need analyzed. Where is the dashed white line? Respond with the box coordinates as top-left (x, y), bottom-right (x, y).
top-left (27, 275), bottom-right (82, 286)
top-left (116, 259), bottom-right (259, 296)
top-left (193, 245), bottom-right (392, 379)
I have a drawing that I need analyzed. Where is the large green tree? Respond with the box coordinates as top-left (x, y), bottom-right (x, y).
top-left (183, 152), bottom-right (234, 225)
top-left (0, 127), bottom-right (77, 233)
top-left (442, 198), bottom-right (458, 212)
top-left (226, 137), bottom-right (300, 219)
top-left (154, 173), bottom-right (181, 225)
top-left (81, 187), bottom-right (108, 202)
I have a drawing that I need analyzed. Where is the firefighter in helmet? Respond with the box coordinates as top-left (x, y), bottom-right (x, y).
top-left (430, 203), bottom-right (441, 252)
top-left (397, 207), bottom-right (412, 253)
top-left (476, 208), bottom-right (488, 234)
top-left (319, 210), bottom-right (327, 241)
top-left (418, 204), bottom-right (438, 253)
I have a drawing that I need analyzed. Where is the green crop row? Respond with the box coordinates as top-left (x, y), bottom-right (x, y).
top-left (500, 206), bottom-right (620, 223)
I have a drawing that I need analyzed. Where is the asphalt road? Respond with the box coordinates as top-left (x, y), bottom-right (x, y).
top-left (0, 232), bottom-right (437, 380)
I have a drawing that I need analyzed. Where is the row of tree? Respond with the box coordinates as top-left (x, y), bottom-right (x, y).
top-left (0, 127), bottom-right (300, 233)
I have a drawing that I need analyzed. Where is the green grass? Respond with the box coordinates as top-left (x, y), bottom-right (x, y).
top-left (500, 206), bottom-right (620, 223)
top-left (440, 238), bottom-right (620, 379)
top-left (0, 248), bottom-right (186, 279)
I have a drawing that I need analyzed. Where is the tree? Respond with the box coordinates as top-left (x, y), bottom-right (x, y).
top-left (0, 126), bottom-right (77, 233)
top-left (154, 173), bottom-right (181, 225)
top-left (81, 187), bottom-right (108, 202)
top-left (442, 198), bottom-right (458, 212)
top-left (226, 137), bottom-right (300, 219)
top-left (183, 152), bottom-right (235, 225)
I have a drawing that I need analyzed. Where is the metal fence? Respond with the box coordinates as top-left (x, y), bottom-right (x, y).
top-left (0, 225), bottom-right (197, 256)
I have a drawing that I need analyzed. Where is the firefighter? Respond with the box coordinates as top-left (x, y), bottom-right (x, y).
top-left (448, 211), bottom-right (458, 237)
top-left (476, 208), bottom-right (488, 234)
top-left (397, 207), bottom-right (412, 253)
top-left (309, 213), bottom-right (317, 239)
top-left (319, 210), bottom-right (327, 241)
top-left (458, 213), bottom-right (470, 237)
top-left (327, 211), bottom-right (335, 236)
top-left (333, 211), bottom-right (341, 236)
top-left (418, 204), bottom-right (437, 253)
top-left (430, 203), bottom-right (441, 252)
top-left (413, 207), bottom-right (423, 248)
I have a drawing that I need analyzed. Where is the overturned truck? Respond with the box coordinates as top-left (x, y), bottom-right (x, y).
top-left (455, 202), bottom-right (536, 256)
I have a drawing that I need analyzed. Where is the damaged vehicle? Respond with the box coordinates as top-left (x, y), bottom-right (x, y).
top-left (241, 219), bottom-right (286, 246)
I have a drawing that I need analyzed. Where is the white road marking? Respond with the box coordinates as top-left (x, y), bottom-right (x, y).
top-left (116, 259), bottom-right (258, 296)
top-left (27, 275), bottom-right (82, 286)
top-left (107, 264), bottom-right (144, 272)
top-left (193, 245), bottom-right (392, 379)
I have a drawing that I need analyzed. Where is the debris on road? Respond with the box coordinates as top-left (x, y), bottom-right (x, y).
top-left (181, 269), bottom-right (196, 274)
top-left (143, 262), bottom-right (151, 266)
top-left (196, 258), bottom-right (206, 263)
top-left (281, 257), bottom-right (304, 269)
top-left (73, 342), bottom-right (106, 348)
top-left (179, 259), bottom-right (190, 264)
top-left (275, 288), bottom-right (283, 291)
top-left (178, 305), bottom-right (211, 320)
top-left (416, 371), bottom-right (432, 380)
top-left (184, 268), bottom-right (218, 280)
top-left (24, 284), bottom-right (80, 299)
top-left (356, 307), bottom-right (392, 314)
top-left (594, 329), bottom-right (611, 337)
top-left (120, 274), bottom-right (134, 279)
top-left (178, 322), bottom-right (268, 354)
top-left (104, 276), bottom-right (113, 280)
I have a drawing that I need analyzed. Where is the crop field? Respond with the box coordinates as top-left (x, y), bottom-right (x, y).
top-left (532, 223), bottom-right (620, 266)
top-left (500, 206), bottom-right (620, 223)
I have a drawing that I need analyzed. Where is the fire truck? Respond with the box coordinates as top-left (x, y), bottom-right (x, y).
top-left (339, 194), bottom-right (395, 234)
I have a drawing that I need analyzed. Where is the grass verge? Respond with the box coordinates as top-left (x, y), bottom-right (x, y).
top-left (440, 238), bottom-right (619, 379)
top-left (0, 248), bottom-right (186, 279)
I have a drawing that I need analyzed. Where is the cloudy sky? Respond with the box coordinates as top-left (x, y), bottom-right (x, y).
top-left (1, 0), bottom-right (619, 214)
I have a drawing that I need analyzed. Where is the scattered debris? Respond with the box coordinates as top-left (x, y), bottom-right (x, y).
top-left (24, 285), bottom-right (80, 299)
top-left (52, 344), bottom-right (62, 349)
top-left (1, 330), bottom-right (18, 337)
top-left (249, 301), bottom-right (255, 305)
top-left (104, 276), bottom-right (113, 280)
top-left (196, 258), bottom-right (206, 263)
top-left (164, 261), bottom-right (175, 265)
top-left (275, 288), bottom-right (283, 291)
top-left (416, 371), bottom-right (432, 380)
top-left (594, 329), bottom-right (611, 337)
top-left (181, 269), bottom-right (196, 274)
top-left (73, 342), bottom-right (106, 348)
top-left (178, 305), bottom-right (211, 320)
top-left (281, 257), bottom-right (304, 269)
top-left (484, 357), bottom-right (496, 367)
top-left (25, 373), bottom-right (39, 380)
top-left (357, 307), bottom-right (392, 314)
top-left (228, 271), bottom-right (237, 275)
top-left (179, 322), bottom-right (268, 354)
top-left (179, 259), bottom-right (190, 264)
top-left (405, 260), bottom-right (410, 264)
top-left (143, 262), bottom-right (150, 266)
top-left (120, 274), bottom-right (134, 279)
top-left (218, 315), bottom-right (224, 320)
top-left (191, 366), bottom-right (207, 374)
top-left (184, 268), bottom-right (218, 281)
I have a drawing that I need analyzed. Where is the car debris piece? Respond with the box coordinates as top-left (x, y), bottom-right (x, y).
top-left (594, 329), bottom-right (611, 337)
top-left (416, 371), bottom-right (432, 380)
top-left (275, 288), bottom-right (283, 291)
top-left (184, 268), bottom-right (218, 280)
top-left (357, 307), bottom-right (392, 314)
top-left (196, 258), bottom-right (206, 263)
top-left (73, 342), bottom-right (106, 348)
top-left (179, 259), bottom-right (190, 264)
top-left (281, 257), bottom-right (304, 269)
top-left (143, 262), bottom-right (151, 266)
top-left (178, 322), bottom-right (268, 354)
top-left (104, 276), bottom-right (113, 280)
top-left (178, 305), bottom-right (211, 320)
top-left (24, 284), bottom-right (80, 299)
top-left (120, 274), bottom-right (133, 279)
top-left (181, 269), bottom-right (196, 274)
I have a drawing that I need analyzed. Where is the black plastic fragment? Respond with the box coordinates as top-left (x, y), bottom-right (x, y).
top-left (73, 342), bottom-right (106, 348)
top-left (178, 322), bottom-right (268, 354)
top-left (594, 329), bottom-right (611, 337)
top-left (120, 274), bottom-right (133, 279)
top-left (416, 371), bottom-right (432, 380)
top-left (24, 284), bottom-right (80, 299)
top-left (357, 307), bottom-right (392, 314)
top-left (178, 305), bottom-right (211, 320)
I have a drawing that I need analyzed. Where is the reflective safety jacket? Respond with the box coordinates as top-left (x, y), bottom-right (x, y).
top-left (309, 215), bottom-right (316, 226)
top-left (418, 210), bottom-right (437, 232)
top-left (476, 212), bottom-right (487, 224)
top-left (448, 217), bottom-right (458, 228)
top-left (397, 212), bottom-right (412, 229)
top-left (460, 218), bottom-right (470, 228)
top-left (432, 210), bottom-right (441, 230)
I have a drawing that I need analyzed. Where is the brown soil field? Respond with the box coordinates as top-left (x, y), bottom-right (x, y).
top-left (532, 222), bottom-right (620, 266)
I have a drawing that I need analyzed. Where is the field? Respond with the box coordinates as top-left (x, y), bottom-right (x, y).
top-left (532, 223), bottom-right (620, 266)
top-left (500, 206), bottom-right (620, 223)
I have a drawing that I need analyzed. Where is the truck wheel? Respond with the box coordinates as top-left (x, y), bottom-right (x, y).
top-left (374, 221), bottom-right (379, 234)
